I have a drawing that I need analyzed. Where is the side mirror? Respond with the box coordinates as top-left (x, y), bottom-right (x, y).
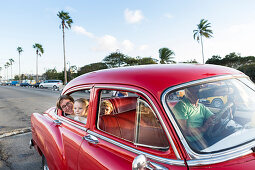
top-left (132, 155), bottom-right (147, 170)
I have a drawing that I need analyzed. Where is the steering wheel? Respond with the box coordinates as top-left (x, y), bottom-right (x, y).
top-left (206, 102), bottom-right (234, 139)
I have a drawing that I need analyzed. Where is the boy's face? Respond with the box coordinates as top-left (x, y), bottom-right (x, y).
top-left (74, 102), bottom-right (85, 116)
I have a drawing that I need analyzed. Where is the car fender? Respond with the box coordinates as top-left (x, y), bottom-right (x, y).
top-left (31, 113), bottom-right (66, 170)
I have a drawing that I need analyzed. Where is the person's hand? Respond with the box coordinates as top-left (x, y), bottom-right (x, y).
top-left (203, 115), bottom-right (216, 131)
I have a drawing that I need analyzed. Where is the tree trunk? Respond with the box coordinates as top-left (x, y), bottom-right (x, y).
top-left (201, 35), bottom-right (205, 64)
top-left (62, 23), bottom-right (67, 85)
top-left (36, 52), bottom-right (38, 83)
top-left (19, 53), bottom-right (21, 83)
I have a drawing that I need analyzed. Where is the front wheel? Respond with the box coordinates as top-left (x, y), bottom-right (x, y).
top-left (42, 155), bottom-right (49, 170)
top-left (212, 98), bottom-right (223, 108)
top-left (40, 85), bottom-right (44, 89)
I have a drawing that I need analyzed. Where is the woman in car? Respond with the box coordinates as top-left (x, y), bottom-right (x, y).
top-left (56, 95), bottom-right (74, 116)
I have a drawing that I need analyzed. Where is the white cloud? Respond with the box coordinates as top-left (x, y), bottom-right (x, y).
top-left (164, 13), bottom-right (174, 19)
top-left (122, 40), bottom-right (134, 52)
top-left (138, 44), bottom-right (149, 51)
top-left (93, 35), bottom-right (119, 52)
top-left (124, 9), bottom-right (144, 24)
top-left (72, 25), bottom-right (94, 38)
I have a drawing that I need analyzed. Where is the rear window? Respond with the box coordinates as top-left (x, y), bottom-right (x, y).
top-left (98, 90), bottom-right (169, 150)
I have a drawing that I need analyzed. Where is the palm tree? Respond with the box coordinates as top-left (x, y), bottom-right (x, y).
top-left (9, 58), bottom-right (14, 80)
top-left (159, 48), bottom-right (175, 64)
top-left (57, 10), bottom-right (73, 85)
top-left (193, 19), bottom-right (213, 64)
top-left (17, 47), bottom-right (23, 83)
top-left (33, 43), bottom-right (44, 83)
top-left (5, 62), bottom-right (10, 81)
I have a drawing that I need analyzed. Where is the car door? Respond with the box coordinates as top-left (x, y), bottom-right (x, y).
top-left (78, 87), bottom-right (187, 170)
top-left (54, 88), bottom-right (92, 169)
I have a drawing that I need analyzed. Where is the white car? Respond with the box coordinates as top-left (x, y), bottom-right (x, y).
top-left (39, 80), bottom-right (63, 89)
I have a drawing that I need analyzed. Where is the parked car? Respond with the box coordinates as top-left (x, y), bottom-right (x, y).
top-left (32, 82), bottom-right (41, 88)
top-left (39, 80), bottom-right (63, 89)
top-left (20, 82), bottom-right (31, 87)
top-left (11, 81), bottom-right (19, 86)
top-left (30, 64), bottom-right (255, 170)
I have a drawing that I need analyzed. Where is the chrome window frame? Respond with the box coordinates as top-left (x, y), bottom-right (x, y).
top-left (94, 85), bottom-right (182, 161)
top-left (161, 74), bottom-right (255, 166)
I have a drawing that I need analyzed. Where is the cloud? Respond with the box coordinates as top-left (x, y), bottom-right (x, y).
top-left (138, 44), bottom-right (149, 51)
top-left (93, 35), bottom-right (119, 52)
top-left (164, 13), bottom-right (174, 19)
top-left (122, 40), bottom-right (134, 52)
top-left (72, 26), bottom-right (94, 38)
top-left (124, 9), bottom-right (144, 24)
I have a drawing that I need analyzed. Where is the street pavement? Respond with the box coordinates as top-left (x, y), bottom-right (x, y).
top-left (0, 86), bottom-right (61, 170)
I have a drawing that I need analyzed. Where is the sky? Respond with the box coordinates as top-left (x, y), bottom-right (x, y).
top-left (1, 0), bottom-right (255, 80)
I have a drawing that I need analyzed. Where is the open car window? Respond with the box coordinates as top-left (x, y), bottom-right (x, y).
top-left (63, 89), bottom-right (91, 125)
top-left (98, 90), bottom-right (169, 150)
top-left (166, 78), bottom-right (255, 153)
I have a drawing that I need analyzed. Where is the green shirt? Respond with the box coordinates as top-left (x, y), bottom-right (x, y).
top-left (173, 97), bottom-right (213, 141)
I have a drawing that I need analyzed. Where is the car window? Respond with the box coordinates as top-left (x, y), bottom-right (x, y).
top-left (62, 89), bottom-right (91, 125)
top-left (166, 78), bottom-right (255, 153)
top-left (98, 90), bottom-right (169, 150)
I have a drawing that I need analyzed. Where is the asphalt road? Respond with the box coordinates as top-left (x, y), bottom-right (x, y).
top-left (0, 86), bottom-right (61, 170)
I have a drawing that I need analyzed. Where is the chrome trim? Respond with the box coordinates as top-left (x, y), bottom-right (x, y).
top-left (56, 115), bottom-right (88, 132)
top-left (87, 130), bottom-right (185, 166)
top-left (94, 85), bottom-right (181, 159)
top-left (63, 85), bottom-right (93, 95)
top-left (161, 74), bottom-right (253, 165)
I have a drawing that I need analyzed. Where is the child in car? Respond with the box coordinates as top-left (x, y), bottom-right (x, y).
top-left (73, 98), bottom-right (89, 124)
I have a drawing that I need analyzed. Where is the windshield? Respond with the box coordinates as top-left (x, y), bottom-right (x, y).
top-left (166, 77), bottom-right (255, 153)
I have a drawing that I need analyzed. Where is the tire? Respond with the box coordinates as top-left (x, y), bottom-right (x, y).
top-left (40, 85), bottom-right (44, 88)
top-left (42, 155), bottom-right (49, 170)
top-left (212, 98), bottom-right (223, 108)
top-left (53, 85), bottom-right (57, 89)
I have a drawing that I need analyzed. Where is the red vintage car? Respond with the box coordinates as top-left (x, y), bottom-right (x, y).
top-left (30, 64), bottom-right (255, 170)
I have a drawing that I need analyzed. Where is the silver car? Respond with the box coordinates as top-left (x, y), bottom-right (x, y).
top-left (39, 80), bottom-right (63, 89)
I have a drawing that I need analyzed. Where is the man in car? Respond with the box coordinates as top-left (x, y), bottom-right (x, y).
top-left (56, 95), bottom-right (74, 116)
top-left (173, 85), bottom-right (215, 149)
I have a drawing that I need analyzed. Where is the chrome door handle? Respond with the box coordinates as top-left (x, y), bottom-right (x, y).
top-left (53, 119), bottom-right (62, 126)
top-left (83, 134), bottom-right (99, 144)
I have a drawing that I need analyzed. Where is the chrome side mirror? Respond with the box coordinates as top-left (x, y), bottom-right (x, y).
top-left (132, 155), bottom-right (147, 170)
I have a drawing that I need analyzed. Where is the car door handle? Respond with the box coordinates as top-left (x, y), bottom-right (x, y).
top-left (53, 119), bottom-right (62, 126)
top-left (83, 134), bottom-right (99, 144)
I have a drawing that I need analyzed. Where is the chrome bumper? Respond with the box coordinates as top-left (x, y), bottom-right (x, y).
top-left (29, 139), bottom-right (34, 149)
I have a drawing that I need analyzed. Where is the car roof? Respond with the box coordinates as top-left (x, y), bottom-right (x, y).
top-left (62, 64), bottom-right (244, 98)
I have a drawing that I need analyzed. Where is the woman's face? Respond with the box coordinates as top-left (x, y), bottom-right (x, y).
top-left (60, 99), bottom-right (74, 115)
top-left (74, 102), bottom-right (86, 116)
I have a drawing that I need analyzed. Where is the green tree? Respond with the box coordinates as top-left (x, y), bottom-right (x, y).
top-left (238, 64), bottom-right (255, 82)
top-left (17, 46), bottom-right (23, 83)
top-left (159, 48), bottom-right (175, 64)
top-left (206, 55), bottom-right (222, 65)
top-left (4, 62), bottom-right (10, 81)
top-left (182, 59), bottom-right (198, 64)
top-left (193, 19), bottom-right (213, 64)
top-left (78, 62), bottom-right (108, 75)
top-left (103, 52), bottom-right (126, 68)
top-left (14, 75), bottom-right (19, 80)
top-left (43, 68), bottom-right (61, 80)
top-left (57, 10), bottom-right (73, 85)
top-left (33, 43), bottom-right (44, 83)
top-left (137, 57), bottom-right (158, 65)
top-left (9, 58), bottom-right (14, 80)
